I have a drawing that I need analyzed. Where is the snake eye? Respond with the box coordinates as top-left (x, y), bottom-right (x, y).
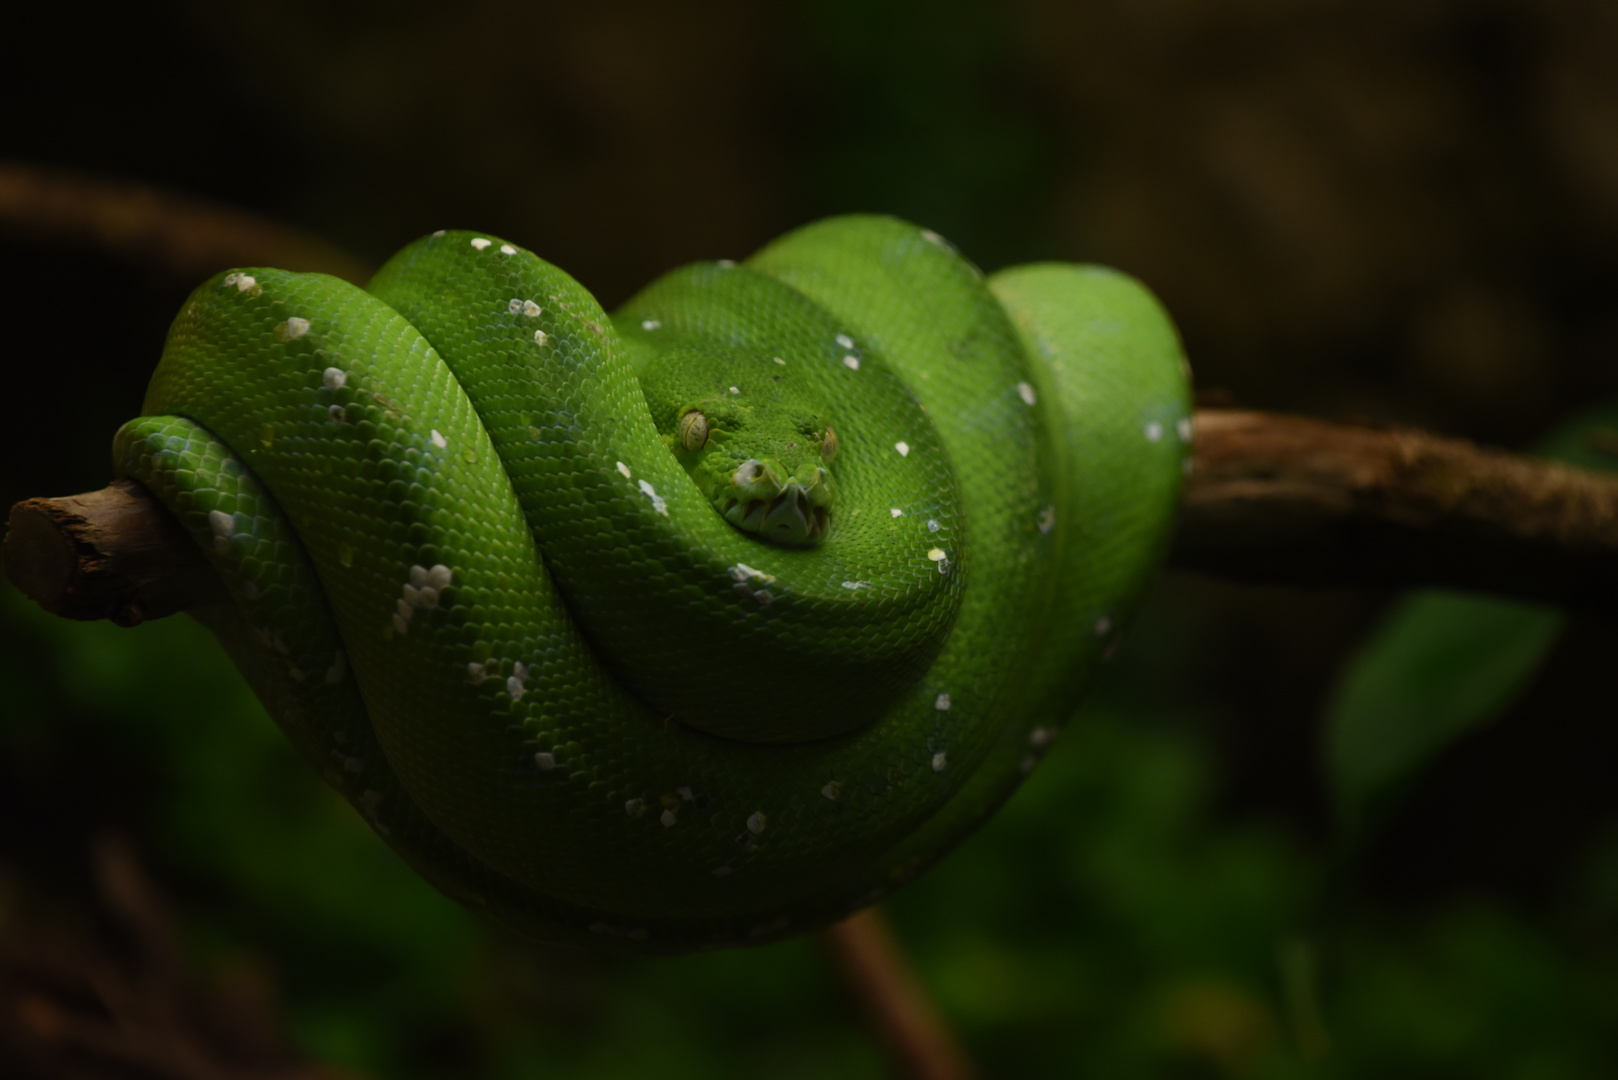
top-left (678, 409), bottom-right (709, 452)
top-left (821, 425), bottom-right (839, 463)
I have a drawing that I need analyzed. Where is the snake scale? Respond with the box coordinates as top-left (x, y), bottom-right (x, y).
top-left (115, 215), bottom-right (1190, 952)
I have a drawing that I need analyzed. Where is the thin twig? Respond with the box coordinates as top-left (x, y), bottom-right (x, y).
top-left (820, 908), bottom-right (977, 1080)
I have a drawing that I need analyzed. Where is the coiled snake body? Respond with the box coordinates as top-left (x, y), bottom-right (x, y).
top-left (118, 216), bottom-right (1189, 951)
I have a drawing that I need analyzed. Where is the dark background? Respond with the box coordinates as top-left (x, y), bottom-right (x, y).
top-left (3, 1), bottom-right (1617, 1076)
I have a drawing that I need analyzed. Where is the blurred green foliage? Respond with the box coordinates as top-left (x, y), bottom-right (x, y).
top-left (1325, 593), bottom-right (1566, 838)
top-left (6, 571), bottom-right (1618, 1077)
top-left (1325, 402), bottom-right (1618, 836)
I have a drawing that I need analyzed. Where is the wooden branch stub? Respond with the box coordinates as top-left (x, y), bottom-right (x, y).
top-left (1176, 409), bottom-right (1618, 612)
top-left (3, 479), bottom-right (226, 626)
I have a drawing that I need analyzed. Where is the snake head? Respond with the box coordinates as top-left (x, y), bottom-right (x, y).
top-left (638, 343), bottom-right (839, 548)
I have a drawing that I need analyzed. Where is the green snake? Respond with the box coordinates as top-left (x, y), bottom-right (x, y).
top-left (116, 215), bottom-right (1190, 952)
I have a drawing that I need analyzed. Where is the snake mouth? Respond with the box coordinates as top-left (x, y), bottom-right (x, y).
top-left (722, 486), bottom-right (829, 545)
top-left (718, 461), bottom-right (832, 547)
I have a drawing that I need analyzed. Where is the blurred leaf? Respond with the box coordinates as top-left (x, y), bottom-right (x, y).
top-left (1325, 592), bottom-right (1565, 832)
top-left (1325, 401), bottom-right (1618, 834)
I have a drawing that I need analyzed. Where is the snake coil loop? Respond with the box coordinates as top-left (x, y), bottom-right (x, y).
top-left (116, 216), bottom-right (1189, 951)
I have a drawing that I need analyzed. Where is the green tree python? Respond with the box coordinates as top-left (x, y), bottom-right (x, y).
top-left (115, 215), bottom-right (1190, 952)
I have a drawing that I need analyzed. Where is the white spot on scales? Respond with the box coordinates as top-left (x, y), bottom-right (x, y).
top-left (392, 564), bottom-right (452, 636)
top-left (222, 272), bottom-right (259, 296)
top-left (470, 237), bottom-right (492, 250)
top-left (730, 564), bottom-right (775, 584)
top-left (208, 509), bottom-right (238, 555)
top-left (638, 479), bottom-right (669, 516)
top-left (507, 660), bottom-right (529, 701)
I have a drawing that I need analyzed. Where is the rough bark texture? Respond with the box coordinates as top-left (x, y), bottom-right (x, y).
top-left (1174, 409), bottom-right (1618, 612)
top-left (4, 479), bottom-right (228, 626)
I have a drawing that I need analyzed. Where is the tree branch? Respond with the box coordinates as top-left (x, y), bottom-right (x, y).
top-left (0, 161), bottom-right (370, 282)
top-left (8, 409), bottom-right (1617, 624)
top-left (1174, 409), bottom-right (1618, 612)
top-left (3, 479), bottom-right (228, 626)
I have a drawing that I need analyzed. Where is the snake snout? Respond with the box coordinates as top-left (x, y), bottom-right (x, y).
top-left (719, 460), bottom-right (832, 547)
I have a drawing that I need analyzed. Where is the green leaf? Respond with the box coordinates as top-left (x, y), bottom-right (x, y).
top-left (1326, 592), bottom-right (1565, 832)
top-left (1324, 401), bottom-right (1618, 835)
